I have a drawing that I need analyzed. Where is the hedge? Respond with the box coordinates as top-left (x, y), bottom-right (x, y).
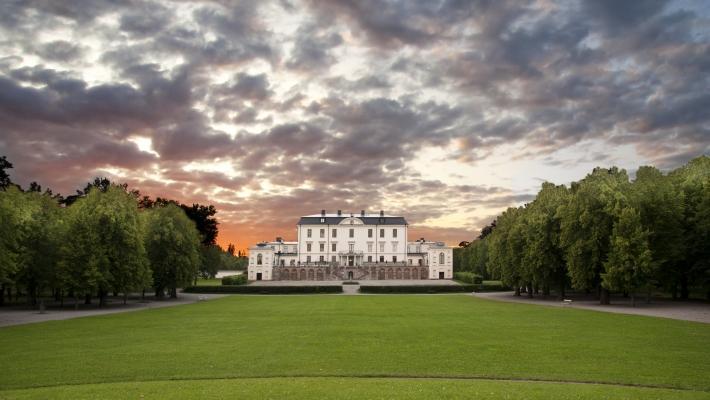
top-left (358, 285), bottom-right (476, 294)
top-left (221, 275), bottom-right (247, 285)
top-left (183, 285), bottom-right (343, 294)
top-left (453, 272), bottom-right (483, 284)
top-left (472, 282), bottom-right (510, 292)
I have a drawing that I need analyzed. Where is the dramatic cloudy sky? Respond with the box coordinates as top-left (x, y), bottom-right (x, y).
top-left (1, 0), bottom-right (709, 250)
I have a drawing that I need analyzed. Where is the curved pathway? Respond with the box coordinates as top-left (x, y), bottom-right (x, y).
top-left (473, 291), bottom-right (710, 323)
top-left (0, 292), bottom-right (226, 328)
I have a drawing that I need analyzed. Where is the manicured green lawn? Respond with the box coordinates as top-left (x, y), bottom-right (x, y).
top-left (0, 295), bottom-right (709, 399)
top-left (195, 278), bottom-right (222, 286)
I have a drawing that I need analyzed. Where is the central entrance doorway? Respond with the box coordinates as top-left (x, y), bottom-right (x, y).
top-left (438, 272), bottom-right (444, 279)
top-left (348, 256), bottom-right (354, 266)
top-left (347, 271), bottom-right (354, 280)
top-left (257, 272), bottom-right (263, 281)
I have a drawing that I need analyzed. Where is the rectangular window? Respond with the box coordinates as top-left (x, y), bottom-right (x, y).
top-left (367, 242), bottom-right (373, 252)
top-left (393, 229), bottom-right (397, 238)
top-left (349, 243), bottom-right (354, 252)
top-left (379, 255), bottom-right (384, 262)
top-left (380, 228), bottom-right (384, 238)
top-left (307, 243), bottom-right (312, 252)
top-left (332, 255), bottom-right (337, 262)
top-left (349, 228), bottom-right (354, 238)
top-left (392, 242), bottom-right (398, 252)
top-left (320, 229), bottom-right (325, 238)
top-left (393, 256), bottom-right (397, 263)
top-left (368, 255), bottom-right (372, 262)
top-left (332, 229), bottom-right (337, 238)
top-left (368, 229), bottom-right (373, 238)
top-left (306, 256), bottom-right (311, 263)
top-left (307, 229), bottom-right (312, 238)
top-left (408, 259), bottom-right (412, 265)
top-left (332, 243), bottom-right (337, 252)
top-left (319, 243), bottom-right (325, 252)
top-left (319, 255), bottom-right (324, 262)
top-left (379, 242), bottom-right (385, 252)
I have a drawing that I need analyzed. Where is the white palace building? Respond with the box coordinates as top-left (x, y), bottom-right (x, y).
top-left (247, 210), bottom-right (453, 281)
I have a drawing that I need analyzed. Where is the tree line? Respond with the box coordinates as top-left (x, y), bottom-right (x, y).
top-left (0, 156), bottom-right (245, 307)
top-left (455, 156), bottom-right (709, 304)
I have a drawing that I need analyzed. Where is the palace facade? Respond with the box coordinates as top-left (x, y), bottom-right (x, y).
top-left (247, 210), bottom-right (453, 281)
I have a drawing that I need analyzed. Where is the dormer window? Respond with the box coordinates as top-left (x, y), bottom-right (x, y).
top-left (320, 218), bottom-right (325, 223)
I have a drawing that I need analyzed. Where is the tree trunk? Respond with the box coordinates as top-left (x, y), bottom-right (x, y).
top-left (98, 290), bottom-right (107, 307)
top-left (0, 285), bottom-right (4, 307)
top-left (558, 281), bottom-right (566, 300)
top-left (680, 275), bottom-right (689, 300)
top-left (542, 285), bottom-right (550, 297)
top-left (170, 287), bottom-right (177, 299)
top-left (600, 287), bottom-right (610, 305)
top-left (74, 295), bottom-right (79, 310)
top-left (631, 293), bottom-right (636, 307)
top-left (155, 287), bottom-right (164, 299)
top-left (113, 291), bottom-right (118, 297)
top-left (527, 284), bottom-right (533, 298)
top-left (514, 286), bottom-right (521, 296)
top-left (54, 288), bottom-right (61, 301)
top-left (84, 293), bottom-right (92, 305)
top-left (123, 292), bottom-right (127, 305)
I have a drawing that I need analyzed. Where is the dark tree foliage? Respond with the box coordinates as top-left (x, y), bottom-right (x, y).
top-left (227, 243), bottom-right (236, 256)
top-left (181, 203), bottom-right (219, 245)
top-left (478, 220), bottom-right (497, 240)
top-left (0, 156), bottom-right (13, 189)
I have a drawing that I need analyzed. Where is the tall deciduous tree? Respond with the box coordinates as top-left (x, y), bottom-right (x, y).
top-left (522, 182), bottom-right (569, 298)
top-left (632, 166), bottom-right (684, 297)
top-left (559, 167), bottom-right (630, 304)
top-left (144, 204), bottom-right (201, 298)
top-left (0, 186), bottom-right (24, 305)
top-left (15, 190), bottom-right (63, 305)
top-left (488, 207), bottom-right (524, 295)
top-left (669, 156), bottom-right (710, 299)
top-left (60, 186), bottom-right (149, 306)
top-left (602, 207), bottom-right (654, 306)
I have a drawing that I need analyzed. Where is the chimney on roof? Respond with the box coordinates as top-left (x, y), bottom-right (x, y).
top-left (276, 237), bottom-right (282, 242)
top-left (321, 209), bottom-right (325, 216)
top-left (380, 210), bottom-right (384, 217)
top-left (360, 210), bottom-right (365, 217)
top-left (337, 210), bottom-right (342, 216)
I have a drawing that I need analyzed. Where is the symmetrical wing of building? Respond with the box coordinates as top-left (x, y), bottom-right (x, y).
top-left (248, 210), bottom-right (453, 281)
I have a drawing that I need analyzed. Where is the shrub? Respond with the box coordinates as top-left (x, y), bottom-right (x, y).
top-left (221, 274), bottom-right (247, 286)
top-left (342, 281), bottom-right (359, 285)
top-left (184, 285), bottom-right (343, 294)
top-left (358, 285), bottom-right (476, 294)
top-left (454, 272), bottom-right (483, 284)
top-left (472, 281), bottom-right (510, 292)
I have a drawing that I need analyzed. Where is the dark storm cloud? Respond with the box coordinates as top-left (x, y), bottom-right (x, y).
top-left (286, 24), bottom-right (343, 70)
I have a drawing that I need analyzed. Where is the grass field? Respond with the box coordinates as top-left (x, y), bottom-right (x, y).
top-left (0, 295), bottom-right (709, 399)
top-left (195, 278), bottom-right (222, 286)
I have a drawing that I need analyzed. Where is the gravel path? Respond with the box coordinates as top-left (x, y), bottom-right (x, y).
top-left (473, 291), bottom-right (710, 324)
top-left (0, 292), bottom-right (227, 328)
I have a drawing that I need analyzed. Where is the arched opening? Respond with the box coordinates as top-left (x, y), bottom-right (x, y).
top-left (404, 269), bottom-right (410, 280)
top-left (290, 260), bottom-right (295, 266)
top-left (439, 252), bottom-right (445, 265)
top-left (395, 268), bottom-right (402, 279)
top-left (308, 269), bottom-right (315, 280)
top-left (257, 254), bottom-right (262, 265)
top-left (300, 269), bottom-right (307, 280)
